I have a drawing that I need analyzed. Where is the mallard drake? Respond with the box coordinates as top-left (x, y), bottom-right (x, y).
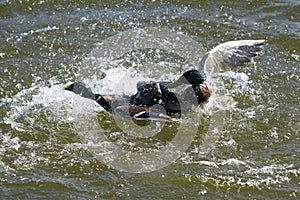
top-left (65, 69), bottom-right (210, 122)
top-left (65, 39), bottom-right (265, 122)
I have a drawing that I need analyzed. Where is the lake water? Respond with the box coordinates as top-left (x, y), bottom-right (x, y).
top-left (0, 0), bottom-right (299, 199)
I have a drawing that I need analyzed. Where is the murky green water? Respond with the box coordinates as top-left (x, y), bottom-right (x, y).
top-left (0, 0), bottom-right (299, 199)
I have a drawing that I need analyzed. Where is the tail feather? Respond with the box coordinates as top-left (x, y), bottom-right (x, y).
top-left (64, 82), bottom-right (96, 100)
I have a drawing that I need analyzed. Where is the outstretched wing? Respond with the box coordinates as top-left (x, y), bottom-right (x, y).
top-left (198, 40), bottom-right (266, 74)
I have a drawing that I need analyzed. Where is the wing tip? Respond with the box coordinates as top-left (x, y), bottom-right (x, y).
top-left (253, 39), bottom-right (267, 46)
top-left (202, 39), bottom-right (267, 73)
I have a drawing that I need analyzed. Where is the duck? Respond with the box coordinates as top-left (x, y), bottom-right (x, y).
top-left (65, 39), bottom-right (266, 122)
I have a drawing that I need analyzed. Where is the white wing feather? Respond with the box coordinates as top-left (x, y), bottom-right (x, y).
top-left (199, 40), bottom-right (266, 74)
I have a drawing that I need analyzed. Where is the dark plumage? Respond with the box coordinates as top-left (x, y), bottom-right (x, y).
top-left (65, 69), bottom-right (211, 121)
top-left (168, 70), bottom-right (206, 88)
